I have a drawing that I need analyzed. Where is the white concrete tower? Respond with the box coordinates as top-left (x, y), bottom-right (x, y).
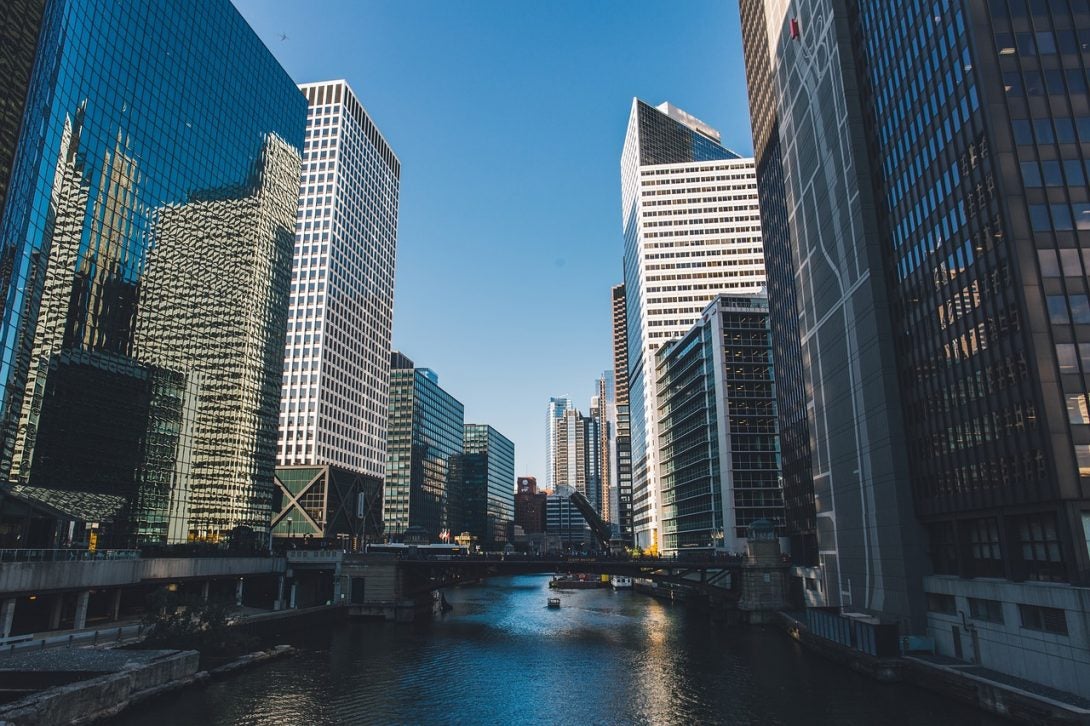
top-left (277, 80), bottom-right (400, 483)
top-left (620, 99), bottom-right (765, 550)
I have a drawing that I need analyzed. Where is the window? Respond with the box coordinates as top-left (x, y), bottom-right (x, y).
top-left (1039, 249), bottom-right (1060, 276)
top-left (1052, 204), bottom-right (1074, 230)
top-left (1061, 248), bottom-right (1083, 276)
top-left (1065, 160), bottom-right (1086, 186)
top-left (1018, 513), bottom-right (1066, 582)
top-left (968, 598), bottom-right (1004, 624)
top-left (1030, 204), bottom-right (1051, 231)
top-left (1021, 161), bottom-right (1042, 186)
top-left (1042, 160), bottom-right (1064, 186)
top-left (928, 522), bottom-right (958, 575)
top-left (1067, 394), bottom-right (1090, 424)
top-left (967, 517), bottom-right (1004, 577)
top-left (1012, 119), bottom-right (1034, 145)
top-left (927, 592), bottom-right (957, 615)
top-left (1057, 343), bottom-right (1079, 373)
top-left (1047, 295), bottom-right (1070, 324)
top-left (1019, 604), bottom-right (1068, 634)
top-left (1077, 445), bottom-right (1090, 478)
top-left (1072, 295), bottom-right (1090, 324)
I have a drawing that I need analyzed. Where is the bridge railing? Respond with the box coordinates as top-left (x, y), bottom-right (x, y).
top-left (0, 549), bottom-right (141, 563)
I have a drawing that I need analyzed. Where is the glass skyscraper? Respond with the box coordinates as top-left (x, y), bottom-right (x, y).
top-left (610, 284), bottom-right (634, 543)
top-left (741, 0), bottom-right (1090, 699)
top-left (460, 424), bottom-right (515, 549)
top-left (620, 99), bottom-right (765, 550)
top-left (384, 352), bottom-right (464, 541)
top-left (0, 0), bottom-right (305, 546)
top-left (655, 295), bottom-right (783, 554)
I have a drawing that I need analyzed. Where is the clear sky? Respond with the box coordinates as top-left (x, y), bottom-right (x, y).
top-left (232, 0), bottom-right (754, 482)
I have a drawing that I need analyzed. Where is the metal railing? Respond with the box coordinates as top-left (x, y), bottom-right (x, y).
top-left (0, 623), bottom-right (144, 655)
top-left (0, 548), bottom-right (141, 563)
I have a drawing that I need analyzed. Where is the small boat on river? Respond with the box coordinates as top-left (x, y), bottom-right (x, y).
top-left (547, 597), bottom-right (561, 608)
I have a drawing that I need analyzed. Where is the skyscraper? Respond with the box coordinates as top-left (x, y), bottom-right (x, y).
top-left (0, 0), bottom-right (305, 545)
top-left (272, 80), bottom-right (399, 543)
top-left (611, 283), bottom-right (634, 543)
top-left (590, 372), bottom-right (613, 524)
top-left (553, 407), bottom-right (602, 513)
top-left (655, 294), bottom-right (783, 554)
top-left (621, 99), bottom-right (765, 550)
top-left (460, 424), bottom-right (515, 548)
top-left (544, 395), bottom-right (573, 491)
top-left (384, 353), bottom-right (464, 541)
top-left (741, 0), bottom-right (1090, 697)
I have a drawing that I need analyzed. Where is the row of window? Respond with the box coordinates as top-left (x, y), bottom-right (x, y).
top-left (927, 592), bottom-right (1068, 635)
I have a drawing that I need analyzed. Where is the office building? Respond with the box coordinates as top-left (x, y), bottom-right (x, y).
top-left (591, 372), bottom-right (614, 525)
top-left (515, 476), bottom-right (547, 534)
top-left (384, 353), bottom-right (464, 541)
top-left (655, 294), bottom-right (783, 554)
top-left (740, 0), bottom-right (1090, 697)
top-left (621, 99), bottom-right (765, 550)
top-left (459, 424), bottom-right (515, 548)
top-left (0, 0), bottom-right (305, 546)
top-left (272, 80), bottom-right (399, 544)
top-left (544, 396), bottom-right (573, 491)
top-left (545, 485), bottom-right (591, 550)
top-left (611, 283), bottom-right (634, 543)
top-left (553, 407), bottom-right (603, 513)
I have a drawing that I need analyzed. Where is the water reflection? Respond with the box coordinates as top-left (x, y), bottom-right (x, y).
top-left (116, 575), bottom-right (1003, 725)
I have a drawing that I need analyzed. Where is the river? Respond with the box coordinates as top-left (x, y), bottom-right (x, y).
top-left (115, 574), bottom-right (1003, 725)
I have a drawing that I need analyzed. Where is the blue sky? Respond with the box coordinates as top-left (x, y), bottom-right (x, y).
top-left (232, 0), bottom-right (754, 481)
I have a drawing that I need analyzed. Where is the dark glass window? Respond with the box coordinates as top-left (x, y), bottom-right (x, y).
top-left (967, 517), bottom-right (1004, 577)
top-left (968, 598), bottom-right (1005, 623)
top-left (1042, 160), bottom-right (1064, 186)
top-left (1004, 72), bottom-right (1023, 96)
top-left (1048, 295), bottom-right (1071, 323)
top-left (1074, 203), bottom-right (1090, 230)
top-left (1071, 295), bottom-right (1090, 324)
top-left (1067, 70), bottom-right (1088, 94)
top-left (1066, 394), bottom-right (1089, 424)
top-left (928, 521), bottom-right (958, 575)
top-left (1021, 161), bottom-right (1042, 186)
top-left (1025, 72), bottom-right (1045, 96)
top-left (1065, 160), bottom-right (1086, 186)
top-left (1035, 118), bottom-right (1056, 143)
top-left (1019, 604), bottom-right (1068, 634)
top-left (995, 31), bottom-right (1016, 54)
top-left (1030, 204), bottom-right (1051, 231)
top-left (1058, 30), bottom-right (1080, 54)
top-left (1036, 31), bottom-right (1057, 54)
top-left (1055, 117), bottom-right (1077, 142)
top-left (1045, 70), bottom-right (1066, 95)
top-left (1057, 343), bottom-right (1078, 372)
top-left (1016, 32), bottom-right (1037, 55)
top-left (927, 592), bottom-right (957, 615)
top-left (1052, 204), bottom-right (1074, 230)
top-left (1018, 513), bottom-right (1066, 582)
top-left (1012, 119), bottom-right (1034, 144)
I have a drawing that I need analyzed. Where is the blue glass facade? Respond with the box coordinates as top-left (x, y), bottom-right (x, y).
top-left (461, 424), bottom-right (515, 548)
top-left (384, 355), bottom-right (465, 541)
top-left (0, 0), bottom-right (306, 546)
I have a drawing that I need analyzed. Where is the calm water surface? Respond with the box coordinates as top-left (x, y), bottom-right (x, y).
top-left (116, 575), bottom-right (1002, 725)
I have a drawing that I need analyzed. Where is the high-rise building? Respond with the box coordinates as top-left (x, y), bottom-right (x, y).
top-left (272, 80), bottom-right (399, 544)
top-left (655, 294), bottom-right (784, 554)
top-left (591, 372), bottom-right (613, 525)
top-left (611, 283), bottom-right (634, 543)
top-left (0, 0), bottom-right (305, 546)
top-left (384, 352), bottom-right (464, 541)
top-left (741, 0), bottom-right (1090, 697)
top-left (621, 99), bottom-right (765, 550)
top-left (460, 424), bottom-right (515, 548)
top-left (545, 485), bottom-right (591, 550)
top-left (553, 407), bottom-right (603, 513)
top-left (515, 476), bottom-right (547, 534)
top-left (544, 396), bottom-right (573, 491)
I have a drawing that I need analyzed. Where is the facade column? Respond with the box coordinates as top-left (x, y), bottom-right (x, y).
top-left (49, 595), bottom-right (63, 630)
top-left (289, 581), bottom-right (297, 609)
top-left (110, 589), bottom-right (122, 621)
top-left (1, 598), bottom-right (15, 638)
top-left (73, 591), bottom-right (90, 630)
top-left (201, 581), bottom-right (211, 603)
top-left (234, 578), bottom-right (244, 607)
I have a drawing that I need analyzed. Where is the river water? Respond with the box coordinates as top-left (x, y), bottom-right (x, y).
top-left (116, 574), bottom-right (1002, 725)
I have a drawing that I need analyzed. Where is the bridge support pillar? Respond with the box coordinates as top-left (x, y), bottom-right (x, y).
top-left (48, 595), bottom-right (63, 630)
top-left (235, 578), bottom-right (244, 607)
top-left (201, 581), bottom-right (211, 603)
top-left (110, 589), bottom-right (122, 621)
top-left (274, 575), bottom-right (285, 611)
top-left (73, 590), bottom-right (89, 630)
top-left (289, 582), bottom-right (297, 609)
top-left (1, 598), bottom-right (15, 638)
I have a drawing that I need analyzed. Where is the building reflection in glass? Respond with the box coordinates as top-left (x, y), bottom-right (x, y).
top-left (0, 0), bottom-right (305, 546)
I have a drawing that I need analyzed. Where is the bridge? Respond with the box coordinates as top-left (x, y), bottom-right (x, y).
top-left (289, 544), bottom-right (789, 623)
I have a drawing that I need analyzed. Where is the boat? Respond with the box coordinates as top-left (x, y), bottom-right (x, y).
top-left (611, 576), bottom-right (633, 589)
top-left (547, 597), bottom-right (561, 608)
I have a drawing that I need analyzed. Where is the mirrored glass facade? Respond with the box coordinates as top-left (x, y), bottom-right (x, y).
top-left (0, 0), bottom-right (305, 546)
top-left (384, 354), bottom-right (465, 541)
top-left (460, 424), bottom-right (515, 548)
